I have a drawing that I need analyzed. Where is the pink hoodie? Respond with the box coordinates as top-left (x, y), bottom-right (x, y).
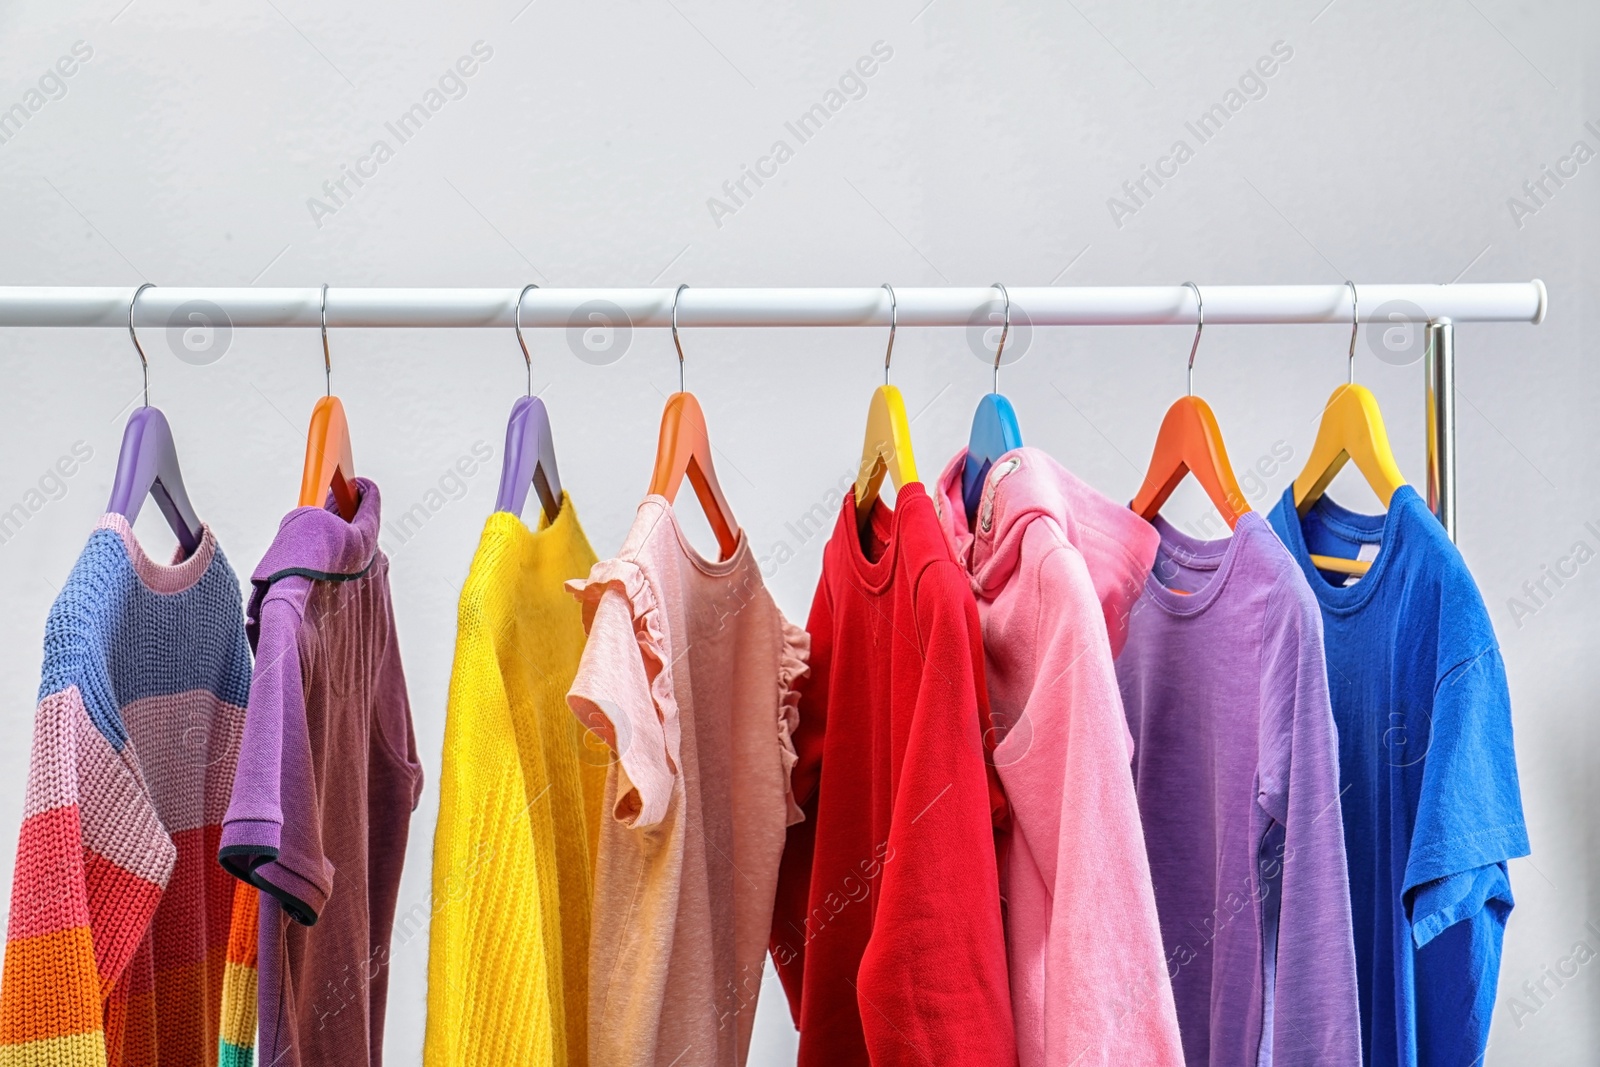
top-left (933, 447), bottom-right (1185, 1067)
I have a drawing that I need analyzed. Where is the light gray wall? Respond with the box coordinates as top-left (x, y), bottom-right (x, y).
top-left (0, 1), bottom-right (1594, 1063)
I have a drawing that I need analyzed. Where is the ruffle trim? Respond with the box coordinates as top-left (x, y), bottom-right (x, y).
top-left (565, 557), bottom-right (682, 779)
top-left (777, 619), bottom-right (811, 827)
top-left (567, 557), bottom-right (812, 829)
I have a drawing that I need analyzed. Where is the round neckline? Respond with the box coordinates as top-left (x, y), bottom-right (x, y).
top-left (96, 513), bottom-right (216, 595)
top-left (641, 494), bottom-right (751, 578)
top-left (845, 483), bottom-right (922, 594)
top-left (1139, 511), bottom-right (1260, 617)
top-left (1277, 484), bottom-right (1411, 614)
top-left (490, 490), bottom-right (579, 551)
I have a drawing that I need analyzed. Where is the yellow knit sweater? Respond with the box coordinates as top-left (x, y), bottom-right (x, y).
top-left (424, 498), bottom-right (605, 1067)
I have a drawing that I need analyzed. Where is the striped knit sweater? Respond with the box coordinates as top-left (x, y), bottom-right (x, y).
top-left (0, 515), bottom-right (259, 1066)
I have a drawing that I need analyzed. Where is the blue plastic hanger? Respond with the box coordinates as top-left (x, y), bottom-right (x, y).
top-left (962, 283), bottom-right (1023, 523)
top-left (494, 285), bottom-right (563, 522)
top-left (107, 284), bottom-right (204, 556)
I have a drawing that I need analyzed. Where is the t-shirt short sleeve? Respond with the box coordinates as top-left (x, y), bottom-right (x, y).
top-left (1253, 568), bottom-right (1329, 825)
top-left (567, 581), bottom-right (677, 830)
top-left (1402, 647), bottom-right (1529, 946)
top-left (219, 592), bottom-right (334, 926)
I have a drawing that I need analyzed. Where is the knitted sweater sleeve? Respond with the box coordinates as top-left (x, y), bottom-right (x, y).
top-left (217, 884), bottom-right (259, 1066)
top-left (0, 685), bottom-right (174, 1065)
top-left (423, 608), bottom-right (556, 1067)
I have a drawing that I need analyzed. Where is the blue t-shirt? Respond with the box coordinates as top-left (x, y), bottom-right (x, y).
top-left (1268, 485), bottom-right (1529, 1067)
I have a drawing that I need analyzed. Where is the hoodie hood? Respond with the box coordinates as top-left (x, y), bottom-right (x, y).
top-left (933, 447), bottom-right (1159, 656)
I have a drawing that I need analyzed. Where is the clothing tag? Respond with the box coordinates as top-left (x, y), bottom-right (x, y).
top-left (1336, 543), bottom-right (1380, 587)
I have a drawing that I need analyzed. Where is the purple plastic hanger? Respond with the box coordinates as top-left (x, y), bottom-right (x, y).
top-left (493, 285), bottom-right (563, 523)
top-left (494, 394), bottom-right (562, 520)
top-left (108, 284), bottom-right (204, 556)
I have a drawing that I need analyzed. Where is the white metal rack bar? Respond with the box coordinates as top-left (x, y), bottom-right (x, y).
top-left (0, 282), bottom-right (1548, 328)
top-left (0, 282), bottom-right (1551, 541)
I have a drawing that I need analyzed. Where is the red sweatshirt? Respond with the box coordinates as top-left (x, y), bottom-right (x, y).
top-left (771, 483), bottom-right (1016, 1066)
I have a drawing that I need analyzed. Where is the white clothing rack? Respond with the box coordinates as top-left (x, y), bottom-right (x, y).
top-left (0, 282), bottom-right (1547, 328)
top-left (0, 281), bottom-right (1552, 540)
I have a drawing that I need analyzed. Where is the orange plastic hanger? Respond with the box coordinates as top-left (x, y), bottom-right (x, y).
top-left (1130, 396), bottom-right (1249, 528)
top-left (297, 286), bottom-right (359, 519)
top-left (1292, 283), bottom-right (1406, 576)
top-left (855, 285), bottom-right (918, 528)
top-left (646, 286), bottom-right (739, 559)
top-left (1130, 283), bottom-right (1250, 529)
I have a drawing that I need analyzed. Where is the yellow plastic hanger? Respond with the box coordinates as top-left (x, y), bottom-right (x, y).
top-left (1292, 282), bottom-right (1406, 576)
top-left (854, 284), bottom-right (919, 529)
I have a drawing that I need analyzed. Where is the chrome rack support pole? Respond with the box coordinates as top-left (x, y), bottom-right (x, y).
top-left (1425, 319), bottom-right (1456, 541)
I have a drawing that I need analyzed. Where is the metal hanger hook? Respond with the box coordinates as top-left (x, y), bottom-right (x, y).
top-left (1345, 280), bottom-right (1358, 385)
top-left (991, 282), bottom-right (1011, 393)
top-left (671, 283), bottom-right (689, 393)
top-left (128, 282), bottom-right (154, 407)
top-left (319, 283), bottom-right (332, 397)
top-left (1183, 281), bottom-right (1203, 396)
top-left (881, 283), bottom-right (897, 384)
top-left (515, 283), bottom-right (539, 396)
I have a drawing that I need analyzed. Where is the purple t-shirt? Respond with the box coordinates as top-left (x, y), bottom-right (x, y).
top-left (219, 478), bottom-right (423, 1067)
top-left (1116, 513), bottom-right (1360, 1066)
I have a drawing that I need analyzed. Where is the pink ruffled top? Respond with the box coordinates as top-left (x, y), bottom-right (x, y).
top-left (567, 495), bottom-right (807, 1067)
